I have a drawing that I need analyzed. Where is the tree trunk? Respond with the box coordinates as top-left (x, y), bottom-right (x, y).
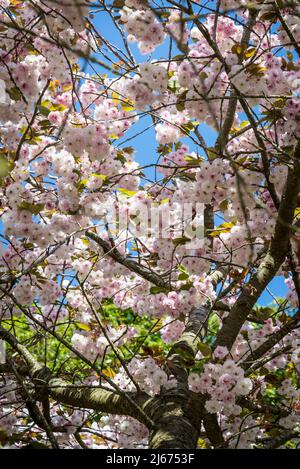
top-left (148, 390), bottom-right (201, 449)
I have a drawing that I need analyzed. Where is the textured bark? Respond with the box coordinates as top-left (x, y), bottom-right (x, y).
top-left (48, 379), bottom-right (151, 426)
top-left (86, 231), bottom-right (168, 288)
top-left (168, 305), bottom-right (211, 382)
top-left (202, 412), bottom-right (225, 448)
top-left (0, 324), bottom-right (153, 428)
top-left (147, 389), bottom-right (202, 449)
top-left (241, 315), bottom-right (300, 371)
top-left (157, 271), bottom-right (226, 447)
top-left (216, 139), bottom-right (300, 350)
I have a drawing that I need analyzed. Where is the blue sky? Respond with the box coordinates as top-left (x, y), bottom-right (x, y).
top-left (86, 8), bottom-right (217, 176)
top-left (87, 8), bottom-right (289, 306)
top-left (0, 3), bottom-right (289, 308)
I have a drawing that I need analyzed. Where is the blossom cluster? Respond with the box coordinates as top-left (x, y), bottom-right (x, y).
top-left (0, 0), bottom-right (300, 450)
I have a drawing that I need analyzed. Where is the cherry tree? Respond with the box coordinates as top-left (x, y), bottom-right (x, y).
top-left (0, 0), bottom-right (300, 449)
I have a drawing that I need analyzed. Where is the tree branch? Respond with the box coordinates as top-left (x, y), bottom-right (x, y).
top-left (216, 139), bottom-right (300, 350)
top-left (86, 231), bottom-right (169, 288)
top-left (0, 324), bottom-right (153, 429)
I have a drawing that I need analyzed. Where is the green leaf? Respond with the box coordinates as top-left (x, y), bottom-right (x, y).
top-left (259, 11), bottom-right (277, 22)
top-left (295, 207), bottom-right (300, 220)
top-left (102, 367), bottom-right (116, 378)
top-left (172, 345), bottom-right (195, 366)
top-left (160, 198), bottom-right (169, 205)
top-left (26, 137), bottom-right (42, 145)
top-left (180, 121), bottom-right (197, 136)
top-left (91, 173), bottom-right (107, 180)
top-left (172, 54), bottom-right (185, 61)
top-left (172, 236), bottom-right (190, 246)
top-left (197, 342), bottom-right (212, 357)
top-left (78, 178), bottom-right (88, 189)
top-left (41, 100), bottom-right (51, 107)
top-left (273, 98), bottom-right (287, 109)
top-left (118, 188), bottom-right (137, 197)
top-left (0, 155), bottom-right (13, 179)
top-left (176, 90), bottom-right (187, 112)
top-left (18, 202), bottom-right (45, 215)
top-left (76, 323), bottom-right (91, 331)
top-left (167, 79), bottom-right (180, 93)
top-left (37, 105), bottom-right (50, 117)
top-left (209, 222), bottom-right (236, 237)
top-left (49, 103), bottom-right (67, 112)
top-left (7, 86), bottom-right (22, 102)
top-left (207, 147), bottom-right (218, 160)
top-left (254, 306), bottom-right (274, 320)
top-left (122, 146), bottom-right (135, 155)
top-left (38, 119), bottom-right (52, 129)
top-left (244, 47), bottom-right (257, 59)
top-left (150, 286), bottom-right (169, 295)
top-left (120, 99), bottom-right (135, 112)
top-left (178, 272), bottom-right (189, 281)
top-left (180, 282), bottom-right (192, 291)
top-left (218, 199), bottom-right (229, 211)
